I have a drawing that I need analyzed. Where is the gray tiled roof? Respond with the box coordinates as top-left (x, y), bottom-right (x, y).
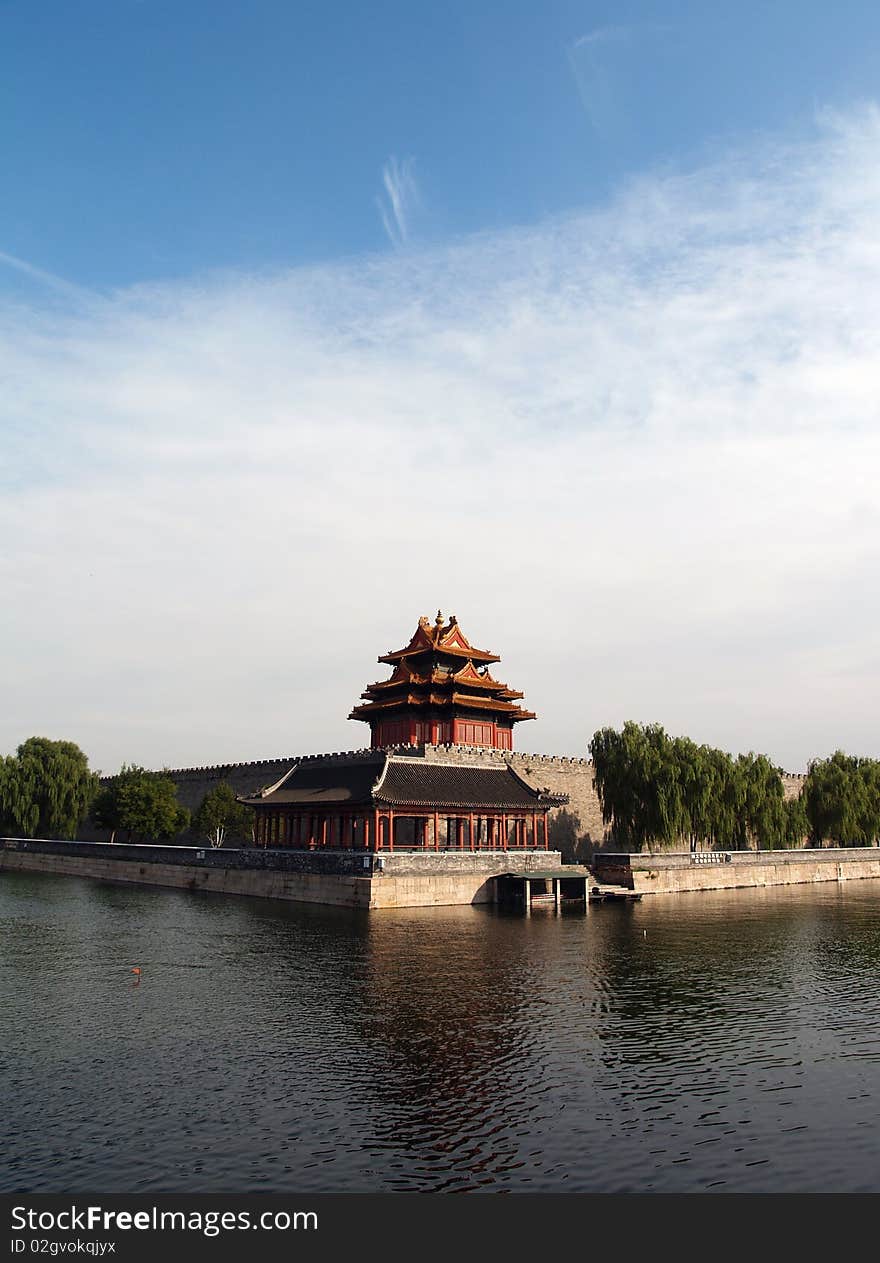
top-left (243, 754), bottom-right (568, 811)
top-left (374, 761), bottom-right (544, 809)
top-left (242, 755), bottom-right (384, 806)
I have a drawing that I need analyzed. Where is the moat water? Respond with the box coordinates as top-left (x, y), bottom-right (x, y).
top-left (2, 870), bottom-right (880, 1193)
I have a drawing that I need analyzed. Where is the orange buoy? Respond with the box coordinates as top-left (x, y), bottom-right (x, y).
top-left (130, 967), bottom-right (141, 977)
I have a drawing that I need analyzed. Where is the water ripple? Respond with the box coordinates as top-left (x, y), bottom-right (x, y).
top-left (3, 875), bottom-right (880, 1191)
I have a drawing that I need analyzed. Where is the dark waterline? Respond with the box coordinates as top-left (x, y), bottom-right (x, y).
top-left (2, 870), bottom-right (880, 1193)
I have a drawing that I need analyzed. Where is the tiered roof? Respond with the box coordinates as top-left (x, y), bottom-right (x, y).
top-left (349, 612), bottom-right (536, 728)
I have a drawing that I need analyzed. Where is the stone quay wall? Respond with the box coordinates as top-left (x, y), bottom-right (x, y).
top-left (0, 838), bottom-right (561, 910)
top-left (592, 847), bottom-right (880, 894)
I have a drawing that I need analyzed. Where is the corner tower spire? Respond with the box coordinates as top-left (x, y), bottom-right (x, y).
top-left (348, 613), bottom-right (536, 750)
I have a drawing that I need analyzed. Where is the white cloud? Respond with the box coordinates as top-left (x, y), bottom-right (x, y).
top-left (376, 155), bottom-right (420, 246)
top-left (2, 106), bottom-right (880, 773)
top-left (571, 27), bottom-right (634, 49)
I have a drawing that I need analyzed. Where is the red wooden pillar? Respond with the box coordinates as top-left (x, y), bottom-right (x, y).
top-left (373, 809), bottom-right (381, 852)
top-left (543, 812), bottom-right (549, 849)
top-left (388, 810), bottom-right (395, 853)
top-left (469, 812), bottom-right (475, 851)
top-left (502, 814), bottom-right (508, 851)
top-left (434, 810), bottom-right (440, 850)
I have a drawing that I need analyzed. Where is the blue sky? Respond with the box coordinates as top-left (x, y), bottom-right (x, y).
top-left (4, 1), bottom-right (880, 285)
top-left (2, 2), bottom-right (880, 773)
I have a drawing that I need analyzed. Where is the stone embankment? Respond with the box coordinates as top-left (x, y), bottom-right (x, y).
top-left (4, 837), bottom-right (879, 908)
top-left (0, 838), bottom-right (561, 910)
top-left (592, 847), bottom-right (880, 894)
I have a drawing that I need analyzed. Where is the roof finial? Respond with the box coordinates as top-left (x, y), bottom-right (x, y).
top-left (435, 609), bottom-right (443, 626)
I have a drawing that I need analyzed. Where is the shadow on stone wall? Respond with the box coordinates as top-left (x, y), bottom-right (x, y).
top-left (548, 809), bottom-right (595, 863)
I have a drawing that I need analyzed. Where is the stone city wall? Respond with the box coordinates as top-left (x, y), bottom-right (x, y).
top-left (82, 744), bottom-right (807, 855)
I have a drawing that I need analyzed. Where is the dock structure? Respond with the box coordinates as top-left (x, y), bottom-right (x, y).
top-left (496, 867), bottom-right (643, 912)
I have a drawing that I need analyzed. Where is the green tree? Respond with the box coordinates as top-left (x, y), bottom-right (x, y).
top-left (590, 722), bottom-right (809, 852)
top-left (0, 737), bottom-right (98, 839)
top-left (590, 721), bottom-right (684, 850)
top-left (784, 795), bottom-right (809, 848)
top-left (738, 752), bottom-right (788, 850)
top-left (193, 782), bottom-right (253, 848)
top-left (803, 752), bottom-right (880, 846)
top-left (92, 765), bottom-right (189, 844)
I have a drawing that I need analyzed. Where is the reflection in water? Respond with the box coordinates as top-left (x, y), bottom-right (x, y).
top-left (2, 872), bottom-right (880, 1191)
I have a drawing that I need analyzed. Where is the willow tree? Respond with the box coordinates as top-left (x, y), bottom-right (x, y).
top-left (590, 721), bottom-right (686, 850)
top-left (804, 752), bottom-right (880, 845)
top-left (590, 723), bottom-right (800, 852)
top-left (0, 737), bottom-right (98, 839)
top-left (784, 795), bottom-right (809, 848)
top-left (737, 753), bottom-right (788, 850)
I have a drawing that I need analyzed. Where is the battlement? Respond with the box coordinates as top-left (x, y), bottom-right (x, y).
top-left (155, 744), bottom-right (595, 778)
top-left (158, 748), bottom-right (379, 779)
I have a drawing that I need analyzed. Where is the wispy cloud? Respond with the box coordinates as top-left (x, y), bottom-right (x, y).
top-left (0, 249), bottom-right (93, 302)
top-left (571, 26), bottom-right (634, 49)
top-left (2, 106), bottom-right (880, 772)
top-left (569, 23), bottom-right (672, 135)
top-left (376, 155), bottom-right (419, 247)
